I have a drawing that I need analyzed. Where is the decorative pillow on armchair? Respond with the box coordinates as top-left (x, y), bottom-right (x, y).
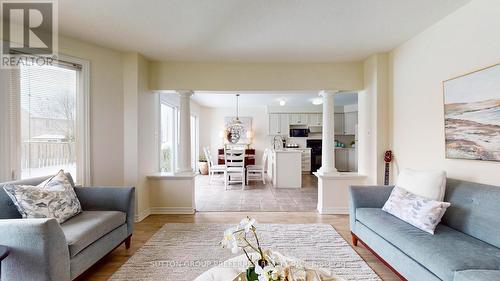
top-left (3, 170), bottom-right (82, 223)
top-left (382, 186), bottom-right (450, 234)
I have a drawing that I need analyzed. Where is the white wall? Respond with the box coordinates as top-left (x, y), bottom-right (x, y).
top-left (390, 0), bottom-right (500, 186)
top-left (199, 106), bottom-right (271, 166)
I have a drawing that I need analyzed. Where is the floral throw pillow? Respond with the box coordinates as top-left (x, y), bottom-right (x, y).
top-left (3, 170), bottom-right (82, 223)
top-left (382, 186), bottom-right (450, 234)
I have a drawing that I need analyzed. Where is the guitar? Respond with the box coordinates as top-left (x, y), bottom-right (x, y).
top-left (384, 150), bottom-right (393, 185)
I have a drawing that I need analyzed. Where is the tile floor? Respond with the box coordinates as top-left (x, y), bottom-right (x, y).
top-left (195, 174), bottom-right (318, 212)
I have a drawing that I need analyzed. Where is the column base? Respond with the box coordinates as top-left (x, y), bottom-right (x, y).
top-left (314, 172), bottom-right (367, 214)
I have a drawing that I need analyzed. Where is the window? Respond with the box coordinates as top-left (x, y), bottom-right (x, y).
top-left (160, 102), bottom-right (176, 173)
top-left (1, 56), bottom-right (89, 184)
top-left (190, 114), bottom-right (199, 170)
top-left (20, 65), bottom-right (78, 179)
top-left (158, 93), bottom-right (199, 174)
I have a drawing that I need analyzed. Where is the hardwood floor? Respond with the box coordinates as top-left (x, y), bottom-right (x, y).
top-left (77, 212), bottom-right (400, 281)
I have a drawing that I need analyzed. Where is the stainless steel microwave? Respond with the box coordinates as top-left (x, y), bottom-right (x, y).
top-left (290, 128), bottom-right (309, 137)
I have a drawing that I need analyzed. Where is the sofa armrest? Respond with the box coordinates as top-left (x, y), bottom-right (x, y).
top-left (0, 219), bottom-right (70, 281)
top-left (348, 185), bottom-right (394, 230)
top-left (74, 187), bottom-right (135, 236)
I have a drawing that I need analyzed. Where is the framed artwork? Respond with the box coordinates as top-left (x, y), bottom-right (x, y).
top-left (443, 63), bottom-right (500, 161)
top-left (224, 116), bottom-right (252, 144)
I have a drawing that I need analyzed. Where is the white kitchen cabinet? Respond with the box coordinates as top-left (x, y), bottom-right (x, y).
top-left (344, 112), bottom-right (358, 135)
top-left (335, 149), bottom-right (349, 172)
top-left (334, 113), bottom-right (344, 135)
top-left (268, 113), bottom-right (281, 135)
top-left (268, 113), bottom-right (289, 135)
top-left (348, 149), bottom-right (357, 172)
top-left (289, 113), bottom-right (308, 125)
top-left (272, 150), bottom-right (302, 188)
top-left (280, 114), bottom-right (289, 135)
top-left (307, 113), bottom-right (322, 126)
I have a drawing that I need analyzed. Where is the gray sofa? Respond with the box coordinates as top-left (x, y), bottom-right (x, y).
top-left (349, 178), bottom-right (500, 281)
top-left (0, 174), bottom-right (135, 281)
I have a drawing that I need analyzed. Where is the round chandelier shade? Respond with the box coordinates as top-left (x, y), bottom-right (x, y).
top-left (226, 94), bottom-right (246, 144)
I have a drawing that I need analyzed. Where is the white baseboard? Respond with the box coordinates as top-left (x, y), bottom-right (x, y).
top-left (150, 207), bottom-right (196, 214)
top-left (135, 208), bottom-right (151, 222)
top-left (318, 207), bottom-right (349, 214)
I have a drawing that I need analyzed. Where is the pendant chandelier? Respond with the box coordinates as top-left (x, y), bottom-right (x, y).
top-left (226, 94), bottom-right (245, 144)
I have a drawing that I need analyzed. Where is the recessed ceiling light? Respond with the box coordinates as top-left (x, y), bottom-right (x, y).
top-left (279, 99), bottom-right (286, 106)
top-left (312, 98), bottom-right (323, 105)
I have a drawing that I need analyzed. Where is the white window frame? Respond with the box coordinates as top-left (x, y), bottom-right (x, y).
top-left (0, 54), bottom-right (90, 185)
top-left (158, 98), bottom-right (178, 173)
top-left (190, 113), bottom-right (199, 171)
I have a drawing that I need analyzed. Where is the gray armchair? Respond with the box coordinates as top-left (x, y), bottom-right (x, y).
top-left (0, 174), bottom-right (135, 281)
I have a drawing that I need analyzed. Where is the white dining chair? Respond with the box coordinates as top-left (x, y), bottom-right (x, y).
top-left (224, 148), bottom-right (246, 190)
top-left (204, 147), bottom-right (227, 186)
top-left (246, 149), bottom-right (269, 185)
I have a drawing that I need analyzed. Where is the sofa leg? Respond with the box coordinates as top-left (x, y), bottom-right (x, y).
top-left (125, 235), bottom-right (132, 249)
top-left (351, 232), bottom-right (359, 246)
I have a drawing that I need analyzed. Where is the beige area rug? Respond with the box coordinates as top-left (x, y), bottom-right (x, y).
top-left (110, 224), bottom-right (381, 281)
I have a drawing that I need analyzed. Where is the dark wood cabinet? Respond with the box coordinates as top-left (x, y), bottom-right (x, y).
top-left (218, 148), bottom-right (255, 167)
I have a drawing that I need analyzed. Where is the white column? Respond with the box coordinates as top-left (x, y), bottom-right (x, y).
top-left (319, 90), bottom-right (338, 174)
top-left (176, 90), bottom-right (194, 174)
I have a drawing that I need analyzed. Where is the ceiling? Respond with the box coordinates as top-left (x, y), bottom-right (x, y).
top-left (192, 91), bottom-right (357, 108)
top-left (58, 0), bottom-right (469, 62)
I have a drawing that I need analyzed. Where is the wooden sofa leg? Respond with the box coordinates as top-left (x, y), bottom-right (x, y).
top-left (125, 235), bottom-right (132, 249)
top-left (351, 232), bottom-right (359, 246)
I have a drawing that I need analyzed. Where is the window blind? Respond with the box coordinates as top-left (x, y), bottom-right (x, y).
top-left (3, 63), bottom-right (82, 180)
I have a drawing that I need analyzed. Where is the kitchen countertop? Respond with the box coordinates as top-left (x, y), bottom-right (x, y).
top-left (273, 149), bottom-right (302, 153)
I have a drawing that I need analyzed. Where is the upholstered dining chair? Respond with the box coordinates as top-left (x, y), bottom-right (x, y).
top-left (224, 148), bottom-right (246, 190)
top-left (203, 147), bottom-right (227, 186)
top-left (246, 149), bottom-right (269, 185)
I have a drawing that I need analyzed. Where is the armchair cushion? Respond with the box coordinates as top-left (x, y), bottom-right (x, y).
top-left (74, 187), bottom-right (135, 236)
top-left (61, 210), bottom-right (126, 257)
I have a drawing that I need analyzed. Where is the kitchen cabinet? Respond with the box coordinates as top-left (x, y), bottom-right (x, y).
top-left (280, 114), bottom-right (289, 135)
top-left (268, 111), bottom-right (357, 136)
top-left (348, 149), bottom-right (357, 172)
top-left (272, 150), bottom-right (302, 188)
top-left (335, 149), bottom-right (349, 172)
top-left (334, 113), bottom-right (344, 135)
top-left (344, 112), bottom-right (357, 135)
top-left (335, 148), bottom-right (357, 172)
top-left (268, 113), bottom-right (289, 135)
top-left (308, 113), bottom-right (322, 126)
top-left (286, 148), bottom-right (311, 172)
top-left (268, 113), bottom-right (281, 135)
top-left (289, 113), bottom-right (308, 125)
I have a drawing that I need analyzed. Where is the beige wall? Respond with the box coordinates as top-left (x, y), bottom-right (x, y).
top-left (123, 53), bottom-right (157, 220)
top-left (59, 36), bottom-right (125, 186)
top-left (149, 61), bottom-right (364, 91)
top-left (359, 54), bottom-right (390, 185)
top-left (389, 0), bottom-right (500, 186)
top-left (199, 106), bottom-right (271, 166)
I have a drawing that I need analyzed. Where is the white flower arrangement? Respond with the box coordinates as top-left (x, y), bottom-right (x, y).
top-left (220, 217), bottom-right (340, 281)
top-left (220, 217), bottom-right (286, 281)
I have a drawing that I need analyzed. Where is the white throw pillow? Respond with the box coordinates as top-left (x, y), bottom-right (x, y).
top-left (382, 187), bottom-right (451, 234)
top-left (396, 168), bottom-right (446, 201)
top-left (3, 170), bottom-right (81, 223)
